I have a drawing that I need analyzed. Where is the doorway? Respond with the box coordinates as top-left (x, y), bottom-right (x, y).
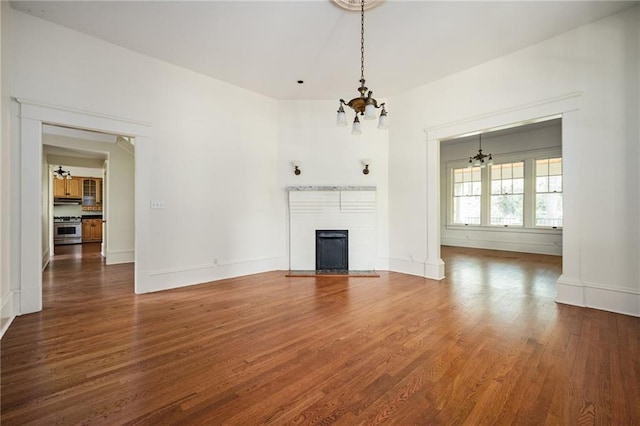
top-left (17, 99), bottom-right (149, 314)
top-left (43, 124), bottom-right (134, 266)
top-left (438, 119), bottom-right (563, 257)
top-left (423, 91), bottom-right (582, 307)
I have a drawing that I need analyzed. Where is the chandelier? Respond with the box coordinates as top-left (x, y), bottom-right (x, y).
top-left (53, 165), bottom-right (72, 180)
top-left (468, 134), bottom-right (493, 168)
top-left (336, 0), bottom-right (388, 135)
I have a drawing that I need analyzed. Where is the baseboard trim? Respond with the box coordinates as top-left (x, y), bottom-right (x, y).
top-left (1, 290), bottom-right (19, 339)
top-left (0, 315), bottom-right (16, 339)
top-left (106, 249), bottom-right (134, 265)
top-left (556, 275), bottom-right (584, 307)
top-left (388, 257), bottom-right (425, 277)
top-left (441, 237), bottom-right (562, 256)
top-left (139, 256), bottom-right (289, 294)
top-left (556, 276), bottom-right (640, 317)
top-left (42, 248), bottom-right (50, 271)
top-left (583, 282), bottom-right (640, 317)
top-left (425, 258), bottom-right (445, 280)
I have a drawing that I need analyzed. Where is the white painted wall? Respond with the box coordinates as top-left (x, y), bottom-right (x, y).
top-left (0, 0), bottom-right (15, 336)
top-left (60, 166), bottom-right (103, 178)
top-left (277, 100), bottom-right (389, 269)
top-left (389, 7), bottom-right (640, 316)
top-left (440, 122), bottom-right (562, 255)
top-left (44, 134), bottom-right (134, 265)
top-left (11, 10), bottom-right (284, 296)
top-left (52, 205), bottom-right (83, 217)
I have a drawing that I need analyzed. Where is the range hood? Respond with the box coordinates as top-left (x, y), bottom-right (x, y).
top-left (54, 198), bottom-right (82, 205)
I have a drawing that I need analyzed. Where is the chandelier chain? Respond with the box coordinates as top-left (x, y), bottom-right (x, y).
top-left (335, 0), bottom-right (388, 133)
top-left (360, 0), bottom-right (365, 81)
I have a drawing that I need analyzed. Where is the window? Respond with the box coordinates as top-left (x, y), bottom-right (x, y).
top-left (452, 167), bottom-right (481, 225)
top-left (535, 158), bottom-right (563, 227)
top-left (490, 162), bottom-right (524, 226)
top-left (447, 149), bottom-right (562, 230)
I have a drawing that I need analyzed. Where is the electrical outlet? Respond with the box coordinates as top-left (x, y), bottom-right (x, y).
top-left (150, 200), bottom-right (165, 209)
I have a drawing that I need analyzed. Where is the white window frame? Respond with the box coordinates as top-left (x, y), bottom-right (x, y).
top-left (446, 147), bottom-right (562, 234)
top-left (534, 157), bottom-right (563, 229)
top-left (490, 161), bottom-right (525, 227)
top-left (451, 166), bottom-right (482, 225)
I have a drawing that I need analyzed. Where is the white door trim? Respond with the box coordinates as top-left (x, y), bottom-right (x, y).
top-left (17, 98), bottom-right (150, 314)
top-left (422, 92), bottom-right (583, 293)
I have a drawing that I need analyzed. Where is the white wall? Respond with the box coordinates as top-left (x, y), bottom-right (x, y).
top-left (52, 204), bottom-right (83, 217)
top-left (440, 122), bottom-right (563, 255)
top-left (11, 9), bottom-right (284, 297)
top-left (389, 7), bottom-right (640, 316)
top-left (59, 166), bottom-right (103, 178)
top-left (277, 100), bottom-right (389, 269)
top-left (44, 134), bottom-right (134, 265)
top-left (1, 0), bottom-right (15, 336)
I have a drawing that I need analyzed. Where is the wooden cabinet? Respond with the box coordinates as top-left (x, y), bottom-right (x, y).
top-left (82, 219), bottom-right (103, 242)
top-left (82, 178), bottom-right (103, 211)
top-left (53, 177), bottom-right (82, 198)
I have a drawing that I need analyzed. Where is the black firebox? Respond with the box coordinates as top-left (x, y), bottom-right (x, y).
top-left (315, 230), bottom-right (348, 271)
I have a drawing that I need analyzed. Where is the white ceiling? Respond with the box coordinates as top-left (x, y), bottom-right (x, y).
top-left (10, 0), bottom-right (638, 101)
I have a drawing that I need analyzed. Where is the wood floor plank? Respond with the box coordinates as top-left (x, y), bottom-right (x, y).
top-left (2, 244), bottom-right (639, 425)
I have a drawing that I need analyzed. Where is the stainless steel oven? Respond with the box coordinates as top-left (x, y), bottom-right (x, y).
top-left (53, 216), bottom-right (82, 245)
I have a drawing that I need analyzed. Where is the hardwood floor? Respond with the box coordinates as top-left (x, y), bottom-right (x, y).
top-left (2, 245), bottom-right (639, 425)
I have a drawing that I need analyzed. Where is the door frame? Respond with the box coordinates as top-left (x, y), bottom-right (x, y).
top-left (422, 92), bottom-right (582, 308)
top-left (17, 98), bottom-right (150, 314)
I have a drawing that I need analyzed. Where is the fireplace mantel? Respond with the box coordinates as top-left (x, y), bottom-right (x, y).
top-left (286, 185), bottom-right (376, 192)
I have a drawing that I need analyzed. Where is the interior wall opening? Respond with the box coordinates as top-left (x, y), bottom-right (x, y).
top-left (438, 118), bottom-right (563, 262)
top-left (42, 124), bottom-right (135, 273)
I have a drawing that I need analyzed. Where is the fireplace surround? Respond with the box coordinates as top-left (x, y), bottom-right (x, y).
top-left (287, 186), bottom-right (376, 271)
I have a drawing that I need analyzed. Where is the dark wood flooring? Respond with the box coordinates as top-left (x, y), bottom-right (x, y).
top-left (1, 245), bottom-right (639, 425)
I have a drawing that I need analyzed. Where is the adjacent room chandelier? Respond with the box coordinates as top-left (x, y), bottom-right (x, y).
top-left (336, 0), bottom-right (388, 134)
top-left (468, 134), bottom-right (493, 168)
top-left (53, 165), bottom-right (72, 180)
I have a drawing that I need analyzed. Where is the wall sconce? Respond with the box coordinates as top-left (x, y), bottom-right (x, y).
top-left (292, 161), bottom-right (302, 175)
top-left (361, 159), bottom-right (371, 175)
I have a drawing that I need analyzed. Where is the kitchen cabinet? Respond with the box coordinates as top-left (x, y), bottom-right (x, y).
top-left (82, 218), bottom-right (103, 242)
top-left (82, 178), bottom-right (103, 211)
top-left (53, 177), bottom-right (83, 199)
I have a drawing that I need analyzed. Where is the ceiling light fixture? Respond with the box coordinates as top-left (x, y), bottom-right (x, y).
top-left (53, 165), bottom-right (72, 180)
top-left (336, 0), bottom-right (388, 134)
top-left (468, 134), bottom-right (493, 168)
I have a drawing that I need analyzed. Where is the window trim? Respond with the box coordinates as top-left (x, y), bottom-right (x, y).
top-left (489, 161), bottom-right (525, 227)
top-left (534, 157), bottom-right (563, 228)
top-left (451, 166), bottom-right (482, 225)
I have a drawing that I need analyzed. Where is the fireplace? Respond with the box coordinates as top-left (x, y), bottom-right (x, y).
top-left (288, 187), bottom-right (376, 271)
top-left (316, 230), bottom-right (348, 271)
